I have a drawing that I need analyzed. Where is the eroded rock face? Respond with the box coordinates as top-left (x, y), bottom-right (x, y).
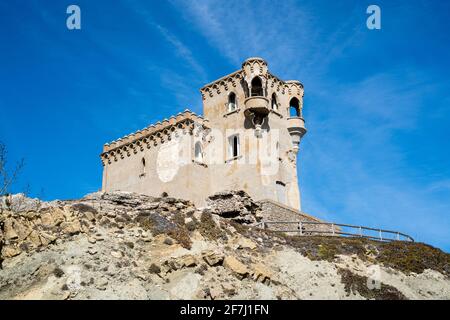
top-left (0, 191), bottom-right (198, 263)
top-left (223, 256), bottom-right (249, 279)
top-left (0, 191), bottom-right (449, 300)
top-left (0, 206), bottom-right (92, 259)
top-left (0, 193), bottom-right (43, 213)
top-left (206, 190), bottom-right (262, 224)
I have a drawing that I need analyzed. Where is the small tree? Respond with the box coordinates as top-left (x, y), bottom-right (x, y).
top-left (0, 142), bottom-right (25, 211)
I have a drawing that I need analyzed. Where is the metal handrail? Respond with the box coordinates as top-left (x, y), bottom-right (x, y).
top-left (254, 221), bottom-right (414, 242)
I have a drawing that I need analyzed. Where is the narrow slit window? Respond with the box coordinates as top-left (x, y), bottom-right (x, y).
top-left (276, 181), bottom-right (286, 204)
top-left (272, 93), bottom-right (278, 110)
top-left (194, 141), bottom-right (203, 162)
top-left (228, 92), bottom-right (236, 112)
top-left (140, 157), bottom-right (146, 176)
top-left (233, 136), bottom-right (239, 157)
top-left (228, 135), bottom-right (240, 158)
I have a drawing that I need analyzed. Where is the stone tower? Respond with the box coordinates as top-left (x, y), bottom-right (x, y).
top-left (101, 57), bottom-right (307, 210)
top-left (199, 57), bottom-right (307, 210)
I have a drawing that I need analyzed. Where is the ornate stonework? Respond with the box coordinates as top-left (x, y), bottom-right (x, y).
top-left (101, 110), bottom-right (209, 165)
top-left (200, 57), bottom-right (304, 101)
top-left (101, 58), bottom-right (307, 211)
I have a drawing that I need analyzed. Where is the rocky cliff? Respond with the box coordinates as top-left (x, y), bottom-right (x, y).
top-left (0, 191), bottom-right (449, 300)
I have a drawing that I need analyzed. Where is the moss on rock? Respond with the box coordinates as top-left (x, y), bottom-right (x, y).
top-left (338, 268), bottom-right (407, 300)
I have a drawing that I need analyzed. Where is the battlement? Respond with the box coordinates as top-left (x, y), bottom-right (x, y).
top-left (100, 109), bottom-right (209, 165)
top-left (200, 58), bottom-right (304, 101)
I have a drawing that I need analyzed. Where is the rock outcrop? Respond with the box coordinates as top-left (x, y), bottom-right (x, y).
top-left (206, 190), bottom-right (262, 224)
top-left (0, 191), bottom-right (449, 300)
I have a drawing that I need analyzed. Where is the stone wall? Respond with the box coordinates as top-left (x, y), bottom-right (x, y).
top-left (101, 58), bottom-right (306, 212)
top-left (206, 190), bottom-right (261, 224)
top-left (257, 199), bottom-right (333, 235)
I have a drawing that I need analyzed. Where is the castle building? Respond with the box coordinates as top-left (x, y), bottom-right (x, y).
top-left (100, 58), bottom-right (307, 210)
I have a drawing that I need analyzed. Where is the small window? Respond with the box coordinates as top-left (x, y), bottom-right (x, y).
top-left (194, 141), bottom-right (203, 162)
top-left (289, 97), bottom-right (301, 117)
top-left (228, 135), bottom-right (240, 158)
top-left (228, 92), bottom-right (237, 112)
top-left (276, 181), bottom-right (286, 204)
top-left (140, 157), bottom-right (146, 177)
top-left (251, 77), bottom-right (263, 97)
top-left (271, 93), bottom-right (278, 110)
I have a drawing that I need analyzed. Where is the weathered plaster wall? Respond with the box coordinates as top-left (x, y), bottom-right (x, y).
top-left (200, 58), bottom-right (304, 210)
top-left (101, 58), bottom-right (306, 211)
top-left (103, 133), bottom-right (211, 207)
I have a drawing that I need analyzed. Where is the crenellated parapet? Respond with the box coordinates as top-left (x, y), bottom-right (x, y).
top-left (199, 70), bottom-right (243, 100)
top-left (100, 110), bottom-right (209, 166)
top-left (199, 57), bottom-right (304, 100)
top-left (284, 80), bottom-right (304, 97)
top-left (241, 57), bottom-right (269, 94)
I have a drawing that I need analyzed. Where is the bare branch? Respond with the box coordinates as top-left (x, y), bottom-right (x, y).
top-left (0, 142), bottom-right (25, 197)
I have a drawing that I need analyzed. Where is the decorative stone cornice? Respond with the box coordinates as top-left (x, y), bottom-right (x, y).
top-left (285, 80), bottom-right (304, 96)
top-left (241, 57), bottom-right (268, 73)
top-left (100, 110), bottom-right (209, 166)
top-left (199, 58), bottom-right (304, 99)
top-left (199, 70), bottom-right (243, 100)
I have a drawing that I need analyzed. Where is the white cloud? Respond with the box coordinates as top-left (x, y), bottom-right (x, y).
top-left (155, 25), bottom-right (208, 83)
top-left (138, 0), bottom-right (450, 249)
top-left (129, 0), bottom-right (208, 83)
top-left (170, 0), bottom-right (315, 70)
top-left (301, 68), bottom-right (450, 249)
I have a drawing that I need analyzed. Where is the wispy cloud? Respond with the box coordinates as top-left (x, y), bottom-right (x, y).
top-left (170, 0), bottom-right (313, 69)
top-left (6, 0), bottom-right (448, 250)
top-left (301, 67), bottom-right (450, 247)
top-left (168, 0), bottom-right (450, 249)
top-left (170, 0), bottom-right (362, 78)
top-left (129, 0), bottom-right (207, 83)
top-left (154, 24), bottom-right (208, 83)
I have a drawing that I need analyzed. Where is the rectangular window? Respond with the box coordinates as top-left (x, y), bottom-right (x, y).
top-left (276, 181), bottom-right (286, 204)
top-left (228, 134), bottom-right (240, 158)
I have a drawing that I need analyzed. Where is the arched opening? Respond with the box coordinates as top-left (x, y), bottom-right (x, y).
top-left (271, 93), bottom-right (278, 110)
top-left (194, 141), bottom-right (203, 162)
top-left (228, 92), bottom-right (236, 112)
top-left (251, 77), bottom-right (263, 97)
top-left (289, 97), bottom-right (301, 117)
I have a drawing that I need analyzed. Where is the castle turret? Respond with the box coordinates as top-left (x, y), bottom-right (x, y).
top-left (199, 58), bottom-right (307, 210)
top-left (285, 81), bottom-right (307, 154)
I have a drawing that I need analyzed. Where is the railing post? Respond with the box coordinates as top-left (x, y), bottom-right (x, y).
top-left (359, 226), bottom-right (362, 237)
top-left (299, 221), bottom-right (303, 236)
top-left (397, 232), bottom-right (400, 241)
top-left (331, 223), bottom-right (335, 236)
top-left (379, 229), bottom-right (383, 241)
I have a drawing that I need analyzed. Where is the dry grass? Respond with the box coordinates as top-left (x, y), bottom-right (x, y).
top-left (136, 211), bottom-right (192, 249)
top-left (338, 268), bottom-right (407, 300)
top-left (197, 211), bottom-right (228, 241)
top-left (279, 235), bottom-right (450, 275)
top-left (377, 241), bottom-right (450, 275)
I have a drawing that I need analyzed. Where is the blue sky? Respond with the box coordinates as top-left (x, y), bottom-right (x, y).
top-left (1, 0), bottom-right (449, 250)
